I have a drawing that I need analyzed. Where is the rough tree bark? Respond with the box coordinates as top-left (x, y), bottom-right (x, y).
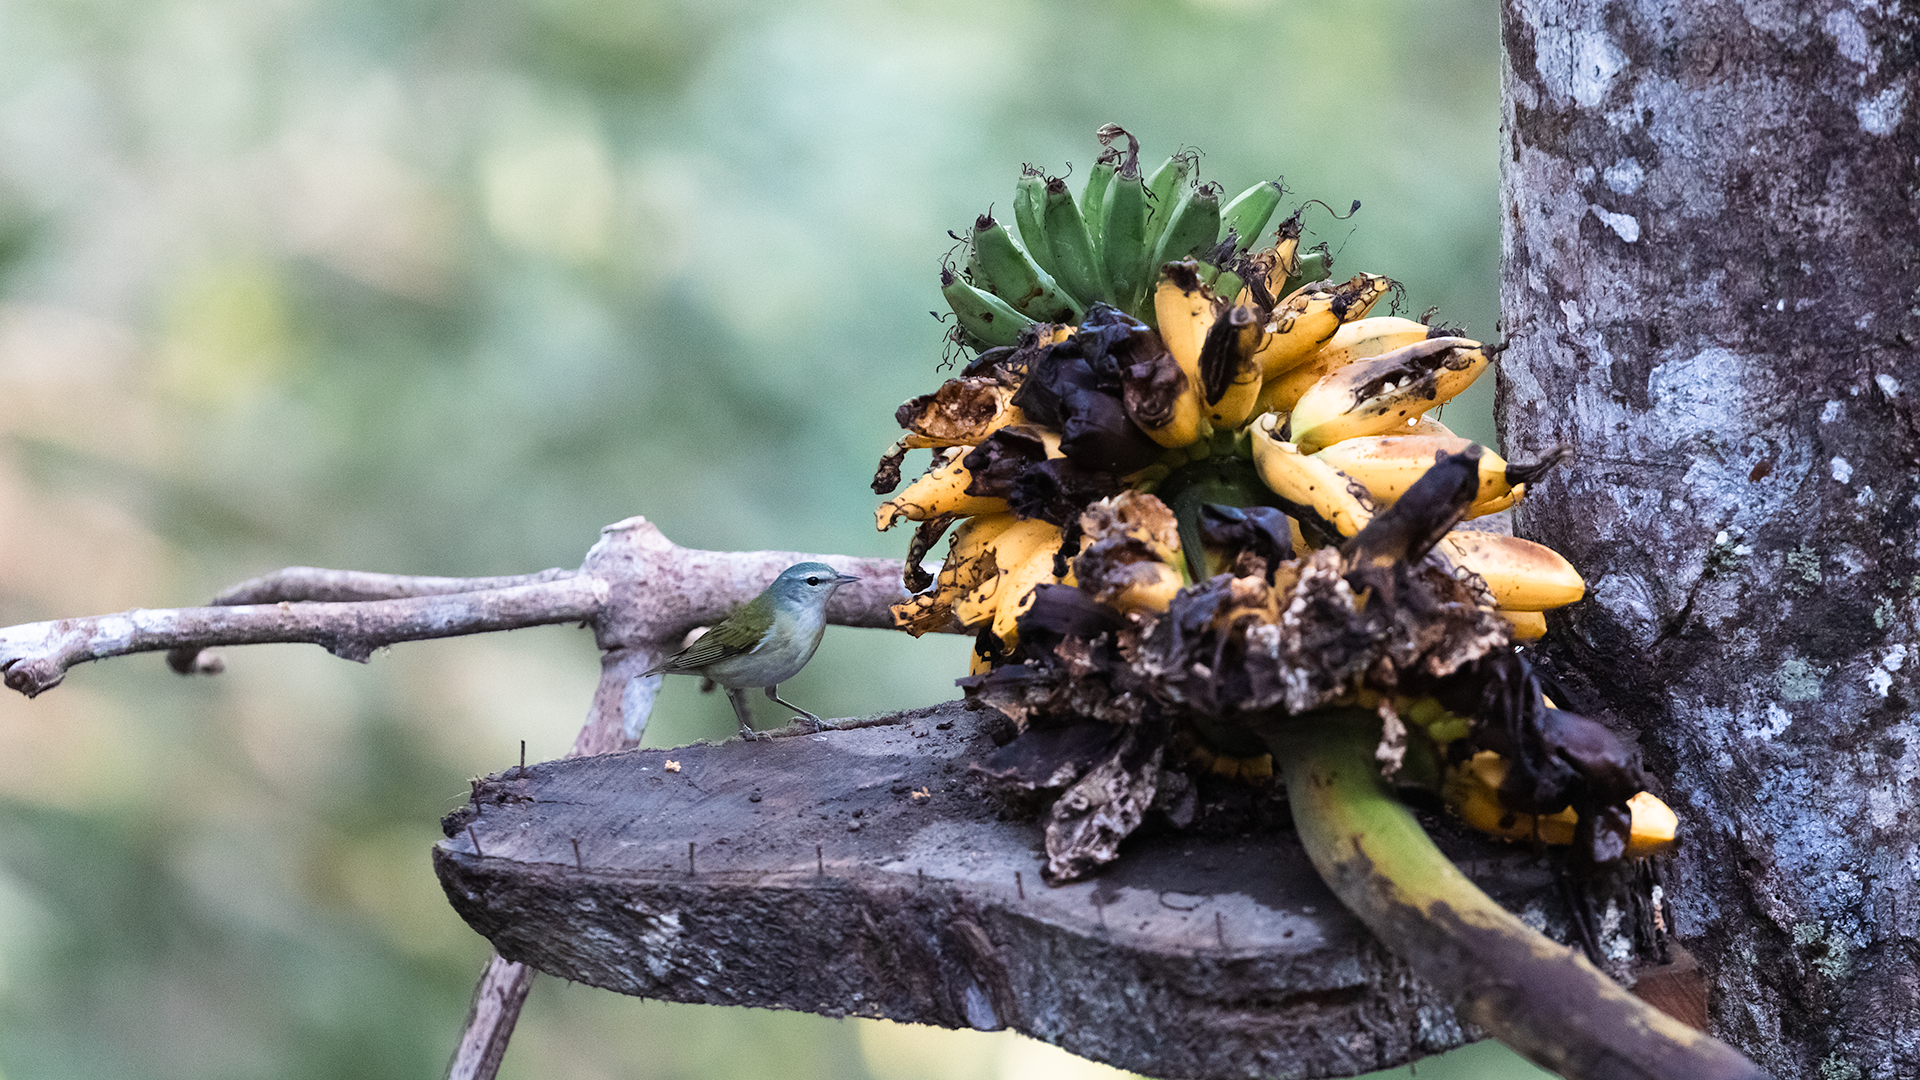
top-left (1499, 4), bottom-right (1919, 1078)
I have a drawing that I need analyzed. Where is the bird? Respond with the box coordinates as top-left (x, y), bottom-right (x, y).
top-left (641, 562), bottom-right (860, 741)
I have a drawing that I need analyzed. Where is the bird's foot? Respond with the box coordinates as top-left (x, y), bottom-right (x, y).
top-left (737, 724), bottom-right (772, 743)
top-left (793, 714), bottom-right (836, 734)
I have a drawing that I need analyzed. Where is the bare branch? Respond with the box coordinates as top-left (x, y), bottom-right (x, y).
top-left (1, 576), bottom-right (612, 697)
top-left (0, 514), bottom-right (953, 701)
top-left (202, 565), bottom-right (582, 604)
top-left (166, 566), bottom-right (579, 673)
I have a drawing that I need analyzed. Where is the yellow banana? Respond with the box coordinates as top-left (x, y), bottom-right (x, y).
top-left (989, 539), bottom-right (1076, 646)
top-left (1248, 308), bottom-right (1433, 421)
top-left (1309, 436), bottom-right (1565, 520)
top-left (1498, 608), bottom-right (1548, 642)
top-left (1288, 336), bottom-right (1490, 453)
top-left (1249, 273), bottom-right (1393, 380)
top-left (1435, 532), bottom-right (1586, 611)
top-left (1443, 751), bottom-right (1678, 858)
top-left (1132, 382), bottom-right (1207, 448)
top-left (1255, 212), bottom-right (1304, 300)
top-left (890, 511), bottom-right (1024, 636)
top-left (1249, 413), bottom-right (1375, 537)
top-left (893, 380), bottom-right (1024, 449)
top-left (948, 510), bottom-right (1022, 564)
top-left (1123, 274), bottom-right (1210, 448)
top-left (1314, 316), bottom-right (1432, 369)
top-left (1249, 282), bottom-right (1339, 379)
top-left (1190, 742), bottom-right (1276, 784)
top-left (950, 518), bottom-right (1063, 629)
top-left (1404, 415), bottom-right (1456, 438)
top-left (969, 638), bottom-right (997, 676)
top-left (1285, 514), bottom-right (1309, 554)
top-left (1107, 562), bottom-right (1183, 615)
top-left (1253, 352), bottom-right (1338, 418)
top-left (1202, 305), bottom-right (1264, 428)
top-left (875, 447), bottom-right (1011, 531)
top-left (1153, 264), bottom-right (1215, 385)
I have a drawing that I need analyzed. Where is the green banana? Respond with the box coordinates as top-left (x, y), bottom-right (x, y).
top-left (941, 266), bottom-right (1034, 348)
top-left (1041, 176), bottom-right (1110, 307)
top-left (1220, 179), bottom-right (1284, 255)
top-left (1142, 151), bottom-right (1195, 256)
top-left (1283, 249), bottom-right (1330, 297)
top-left (1101, 161), bottom-right (1151, 318)
top-left (970, 215), bottom-right (1083, 323)
top-left (1014, 168), bottom-right (1062, 281)
top-left (1151, 181), bottom-right (1223, 273)
top-left (1082, 148), bottom-right (1119, 251)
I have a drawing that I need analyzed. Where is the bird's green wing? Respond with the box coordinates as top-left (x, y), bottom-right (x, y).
top-left (649, 616), bottom-right (761, 674)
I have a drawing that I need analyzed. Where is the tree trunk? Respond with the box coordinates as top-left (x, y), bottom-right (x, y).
top-left (1498, 4), bottom-right (1919, 1078)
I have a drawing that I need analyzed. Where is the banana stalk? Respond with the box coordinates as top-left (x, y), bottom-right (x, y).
top-left (1259, 709), bottom-right (1774, 1080)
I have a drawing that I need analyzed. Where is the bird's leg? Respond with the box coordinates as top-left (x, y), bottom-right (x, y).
top-left (725, 687), bottom-right (768, 741)
top-left (766, 685), bottom-right (830, 733)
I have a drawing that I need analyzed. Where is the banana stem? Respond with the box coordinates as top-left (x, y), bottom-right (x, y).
top-left (1258, 710), bottom-right (1773, 1080)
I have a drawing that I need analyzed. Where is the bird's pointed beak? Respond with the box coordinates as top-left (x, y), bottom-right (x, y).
top-left (833, 572), bottom-right (861, 587)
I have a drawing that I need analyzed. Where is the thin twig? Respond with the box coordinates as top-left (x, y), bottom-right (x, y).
top-left (445, 954), bottom-right (536, 1080)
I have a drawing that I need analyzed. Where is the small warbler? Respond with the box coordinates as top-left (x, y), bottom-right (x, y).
top-left (642, 562), bottom-right (859, 740)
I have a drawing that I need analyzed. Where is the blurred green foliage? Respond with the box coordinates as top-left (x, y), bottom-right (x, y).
top-left (0, 0), bottom-right (1549, 1076)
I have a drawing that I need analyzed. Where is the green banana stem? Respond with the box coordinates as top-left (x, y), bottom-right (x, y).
top-left (1258, 709), bottom-right (1774, 1080)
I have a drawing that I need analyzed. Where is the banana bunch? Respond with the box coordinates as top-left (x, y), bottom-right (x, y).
top-left (883, 127), bottom-right (1660, 859)
top-left (888, 128), bottom-right (1588, 654)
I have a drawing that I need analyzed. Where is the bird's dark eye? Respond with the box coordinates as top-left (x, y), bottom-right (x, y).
top-left (807, 576), bottom-right (820, 586)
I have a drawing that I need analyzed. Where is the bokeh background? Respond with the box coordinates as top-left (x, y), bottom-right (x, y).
top-left (0, 0), bottom-right (1550, 1076)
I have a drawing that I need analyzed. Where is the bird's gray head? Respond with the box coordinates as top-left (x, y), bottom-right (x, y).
top-left (765, 562), bottom-right (860, 611)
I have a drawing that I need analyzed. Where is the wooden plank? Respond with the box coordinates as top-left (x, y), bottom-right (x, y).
top-left (434, 701), bottom-right (1586, 1079)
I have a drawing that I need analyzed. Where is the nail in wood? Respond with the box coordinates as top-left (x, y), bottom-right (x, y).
top-left (1216, 910), bottom-right (1226, 947)
top-left (1016, 871), bottom-right (1025, 900)
top-left (519, 739), bottom-right (527, 776)
top-left (817, 843), bottom-right (824, 877)
top-left (467, 825), bottom-right (484, 858)
top-left (688, 841), bottom-right (696, 875)
top-left (572, 837), bottom-right (583, 870)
